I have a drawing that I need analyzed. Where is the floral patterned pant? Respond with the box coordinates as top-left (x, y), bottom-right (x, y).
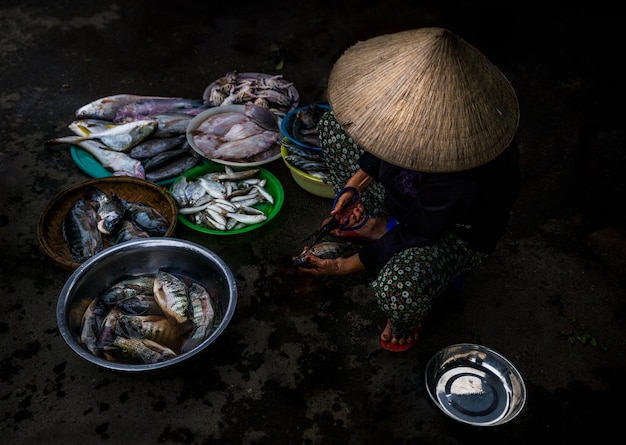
top-left (318, 111), bottom-right (486, 338)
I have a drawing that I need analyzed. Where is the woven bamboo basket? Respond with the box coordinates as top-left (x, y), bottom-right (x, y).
top-left (37, 177), bottom-right (178, 271)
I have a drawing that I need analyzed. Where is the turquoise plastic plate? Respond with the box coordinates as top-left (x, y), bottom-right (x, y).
top-left (171, 163), bottom-right (284, 235)
top-left (70, 146), bottom-right (203, 186)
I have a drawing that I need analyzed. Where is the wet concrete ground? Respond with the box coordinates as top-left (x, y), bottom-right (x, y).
top-left (1, 2), bottom-right (625, 444)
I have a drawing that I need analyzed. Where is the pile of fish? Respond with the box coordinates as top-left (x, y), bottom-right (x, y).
top-left (47, 94), bottom-right (209, 182)
top-left (63, 186), bottom-right (170, 263)
top-left (282, 140), bottom-right (330, 183)
top-left (284, 103), bottom-right (328, 148)
top-left (171, 166), bottom-right (274, 231)
top-left (189, 103), bottom-right (281, 163)
top-left (78, 270), bottom-right (220, 364)
top-left (203, 71), bottom-right (299, 117)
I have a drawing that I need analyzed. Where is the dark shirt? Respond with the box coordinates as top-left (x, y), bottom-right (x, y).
top-left (357, 143), bottom-right (521, 270)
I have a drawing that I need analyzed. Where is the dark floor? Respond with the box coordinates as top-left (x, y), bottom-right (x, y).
top-left (1, 2), bottom-right (625, 444)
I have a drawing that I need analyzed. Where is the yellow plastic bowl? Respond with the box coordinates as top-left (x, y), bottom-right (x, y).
top-left (280, 145), bottom-right (334, 199)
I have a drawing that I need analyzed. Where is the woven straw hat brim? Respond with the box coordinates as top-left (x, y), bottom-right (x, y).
top-left (327, 27), bottom-right (519, 172)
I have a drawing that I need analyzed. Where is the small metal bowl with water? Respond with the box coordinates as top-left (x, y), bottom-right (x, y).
top-left (56, 238), bottom-right (237, 372)
top-left (425, 343), bottom-right (527, 426)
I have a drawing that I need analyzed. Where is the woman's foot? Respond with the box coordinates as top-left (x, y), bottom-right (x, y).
top-left (380, 319), bottom-right (422, 352)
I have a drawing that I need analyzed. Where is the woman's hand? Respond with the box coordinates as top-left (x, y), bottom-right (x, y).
top-left (295, 253), bottom-right (365, 276)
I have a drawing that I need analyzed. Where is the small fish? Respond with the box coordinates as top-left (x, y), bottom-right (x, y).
top-left (153, 270), bottom-right (191, 326)
top-left (284, 155), bottom-right (327, 172)
top-left (225, 210), bottom-right (268, 225)
top-left (84, 187), bottom-right (125, 235)
top-left (170, 176), bottom-right (190, 207)
top-left (62, 198), bottom-right (103, 263)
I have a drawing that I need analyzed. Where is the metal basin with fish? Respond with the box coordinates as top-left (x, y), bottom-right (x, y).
top-left (56, 238), bottom-right (237, 372)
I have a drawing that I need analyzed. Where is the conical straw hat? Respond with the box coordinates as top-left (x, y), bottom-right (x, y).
top-left (327, 27), bottom-right (519, 172)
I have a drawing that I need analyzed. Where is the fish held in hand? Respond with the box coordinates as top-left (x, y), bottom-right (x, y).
top-left (293, 241), bottom-right (355, 269)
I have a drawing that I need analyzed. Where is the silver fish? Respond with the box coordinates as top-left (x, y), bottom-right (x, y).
top-left (151, 113), bottom-right (194, 137)
top-left (129, 134), bottom-right (186, 159)
top-left (49, 119), bottom-right (158, 152)
top-left (143, 144), bottom-right (192, 171)
top-left (62, 198), bottom-right (103, 263)
top-left (48, 138), bottom-right (145, 179)
top-left (116, 314), bottom-right (186, 352)
top-left (170, 176), bottom-right (190, 207)
top-left (75, 94), bottom-right (179, 120)
top-left (114, 99), bottom-right (207, 123)
top-left (145, 153), bottom-right (200, 183)
top-left (225, 210), bottom-right (267, 225)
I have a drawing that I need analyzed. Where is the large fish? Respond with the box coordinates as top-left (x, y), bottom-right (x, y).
top-left (153, 270), bottom-right (191, 326)
top-left (117, 314), bottom-right (187, 352)
top-left (129, 134), bottom-right (186, 159)
top-left (104, 336), bottom-right (177, 364)
top-left (47, 119), bottom-right (158, 152)
top-left (180, 283), bottom-right (216, 354)
top-left (117, 197), bottom-right (170, 236)
top-left (79, 297), bottom-right (109, 356)
top-left (84, 187), bottom-right (125, 235)
top-left (75, 94), bottom-right (174, 120)
top-left (62, 198), bottom-right (103, 263)
top-left (100, 275), bottom-right (156, 305)
top-left (113, 99), bottom-right (207, 123)
top-left (109, 220), bottom-right (150, 245)
top-left (47, 138), bottom-right (145, 179)
top-left (145, 153), bottom-right (201, 183)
